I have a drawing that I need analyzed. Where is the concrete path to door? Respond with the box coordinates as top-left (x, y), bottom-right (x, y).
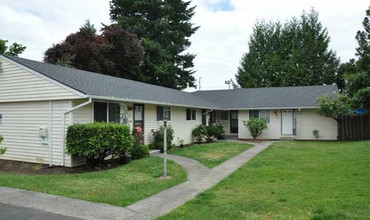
top-left (0, 141), bottom-right (274, 220)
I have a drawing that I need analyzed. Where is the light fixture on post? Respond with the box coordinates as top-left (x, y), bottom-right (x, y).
top-left (163, 118), bottom-right (168, 177)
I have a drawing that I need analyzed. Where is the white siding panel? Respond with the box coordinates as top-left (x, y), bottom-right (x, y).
top-left (71, 99), bottom-right (92, 124)
top-left (0, 58), bottom-right (81, 103)
top-left (296, 109), bottom-right (337, 140)
top-left (0, 101), bottom-right (51, 164)
top-left (51, 100), bottom-right (72, 166)
top-left (143, 104), bottom-right (202, 145)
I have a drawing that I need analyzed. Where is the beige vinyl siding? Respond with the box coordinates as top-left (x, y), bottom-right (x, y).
top-left (51, 100), bottom-right (73, 166)
top-left (71, 99), bottom-right (92, 124)
top-left (213, 111), bottom-right (231, 135)
top-left (144, 104), bottom-right (202, 145)
top-left (0, 58), bottom-right (81, 103)
top-left (296, 109), bottom-right (337, 140)
top-left (0, 100), bottom-right (72, 165)
top-left (238, 110), bottom-right (281, 139)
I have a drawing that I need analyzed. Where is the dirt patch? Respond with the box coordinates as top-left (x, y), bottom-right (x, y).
top-left (0, 158), bottom-right (131, 175)
top-left (236, 139), bottom-right (274, 143)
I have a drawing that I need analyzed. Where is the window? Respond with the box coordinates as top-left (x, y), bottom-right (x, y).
top-left (157, 106), bottom-right (171, 121)
top-left (109, 103), bottom-right (120, 123)
top-left (94, 102), bottom-right (121, 123)
top-left (221, 111), bottom-right (229, 120)
top-left (186, 108), bottom-right (196, 120)
top-left (249, 110), bottom-right (270, 123)
top-left (94, 102), bottom-right (107, 122)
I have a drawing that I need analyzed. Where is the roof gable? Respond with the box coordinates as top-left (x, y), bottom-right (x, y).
top-left (0, 56), bottom-right (84, 103)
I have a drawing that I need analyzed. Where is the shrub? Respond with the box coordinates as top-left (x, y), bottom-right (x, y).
top-left (0, 135), bottom-right (6, 155)
top-left (243, 118), bottom-right (267, 139)
top-left (130, 145), bottom-right (150, 159)
top-left (192, 124), bottom-right (207, 142)
top-left (214, 124), bottom-right (225, 139)
top-left (66, 123), bottom-right (134, 166)
top-left (151, 125), bottom-right (174, 152)
top-left (206, 124), bottom-right (224, 140)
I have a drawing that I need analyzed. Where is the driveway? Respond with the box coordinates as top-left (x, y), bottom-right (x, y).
top-left (0, 202), bottom-right (80, 220)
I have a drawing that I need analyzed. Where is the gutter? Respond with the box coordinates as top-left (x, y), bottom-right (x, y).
top-left (61, 98), bottom-right (92, 166)
top-left (87, 94), bottom-right (218, 110)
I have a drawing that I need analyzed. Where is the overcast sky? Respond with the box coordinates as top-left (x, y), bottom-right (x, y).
top-left (0, 0), bottom-right (368, 91)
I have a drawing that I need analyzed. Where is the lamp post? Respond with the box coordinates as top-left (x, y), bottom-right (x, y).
top-left (163, 119), bottom-right (167, 177)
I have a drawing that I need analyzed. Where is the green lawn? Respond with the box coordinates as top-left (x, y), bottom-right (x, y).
top-left (169, 141), bottom-right (252, 168)
top-left (160, 141), bottom-right (370, 219)
top-left (0, 157), bottom-right (186, 207)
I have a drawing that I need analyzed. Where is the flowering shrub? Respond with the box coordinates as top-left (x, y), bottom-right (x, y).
top-left (150, 125), bottom-right (174, 152)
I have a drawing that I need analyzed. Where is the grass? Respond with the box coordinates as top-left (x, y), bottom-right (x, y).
top-left (0, 157), bottom-right (186, 207)
top-left (169, 141), bottom-right (252, 168)
top-left (160, 141), bottom-right (370, 219)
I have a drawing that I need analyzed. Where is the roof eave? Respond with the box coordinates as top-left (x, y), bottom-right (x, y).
top-left (222, 106), bottom-right (319, 110)
top-left (88, 94), bottom-right (218, 109)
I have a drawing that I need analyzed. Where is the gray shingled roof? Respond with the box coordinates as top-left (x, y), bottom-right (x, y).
top-left (5, 56), bottom-right (218, 108)
top-left (192, 85), bottom-right (338, 109)
top-left (3, 55), bottom-right (338, 110)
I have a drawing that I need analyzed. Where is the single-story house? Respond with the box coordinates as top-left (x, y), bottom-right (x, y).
top-left (0, 55), bottom-right (338, 167)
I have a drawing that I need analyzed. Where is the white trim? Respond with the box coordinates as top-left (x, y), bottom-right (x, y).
top-left (62, 98), bottom-right (92, 166)
top-left (48, 101), bottom-right (53, 166)
top-left (106, 102), bottom-right (109, 122)
top-left (224, 106), bottom-right (318, 110)
top-left (0, 55), bottom-right (87, 98)
top-left (87, 95), bottom-right (215, 110)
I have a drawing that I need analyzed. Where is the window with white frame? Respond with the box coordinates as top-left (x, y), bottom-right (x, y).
top-left (157, 106), bottom-right (171, 121)
top-left (186, 108), bottom-right (196, 120)
top-left (249, 110), bottom-right (270, 123)
top-left (94, 102), bottom-right (121, 123)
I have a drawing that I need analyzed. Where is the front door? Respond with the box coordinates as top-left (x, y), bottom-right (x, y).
top-left (133, 104), bottom-right (144, 143)
top-left (230, 110), bottom-right (238, 134)
top-left (281, 110), bottom-right (293, 135)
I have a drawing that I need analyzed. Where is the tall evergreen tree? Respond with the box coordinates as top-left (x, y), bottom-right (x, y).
top-left (236, 9), bottom-right (339, 88)
top-left (110, 0), bottom-right (199, 90)
top-left (346, 6), bottom-right (370, 109)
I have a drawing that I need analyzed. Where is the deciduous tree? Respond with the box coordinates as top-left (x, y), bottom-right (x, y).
top-left (0, 39), bottom-right (26, 56)
top-left (44, 21), bottom-right (144, 80)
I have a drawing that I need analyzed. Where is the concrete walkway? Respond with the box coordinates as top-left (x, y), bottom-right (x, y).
top-left (0, 141), bottom-right (273, 219)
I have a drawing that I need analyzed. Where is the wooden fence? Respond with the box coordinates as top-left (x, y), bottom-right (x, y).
top-left (339, 114), bottom-right (370, 140)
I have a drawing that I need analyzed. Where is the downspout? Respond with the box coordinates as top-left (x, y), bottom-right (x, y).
top-left (61, 98), bottom-right (92, 166)
top-left (202, 109), bottom-right (213, 126)
top-left (49, 101), bottom-right (53, 166)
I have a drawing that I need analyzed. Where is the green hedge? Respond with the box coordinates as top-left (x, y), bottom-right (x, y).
top-left (66, 123), bottom-right (134, 166)
top-left (0, 135), bottom-right (6, 155)
top-left (130, 145), bottom-right (150, 159)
